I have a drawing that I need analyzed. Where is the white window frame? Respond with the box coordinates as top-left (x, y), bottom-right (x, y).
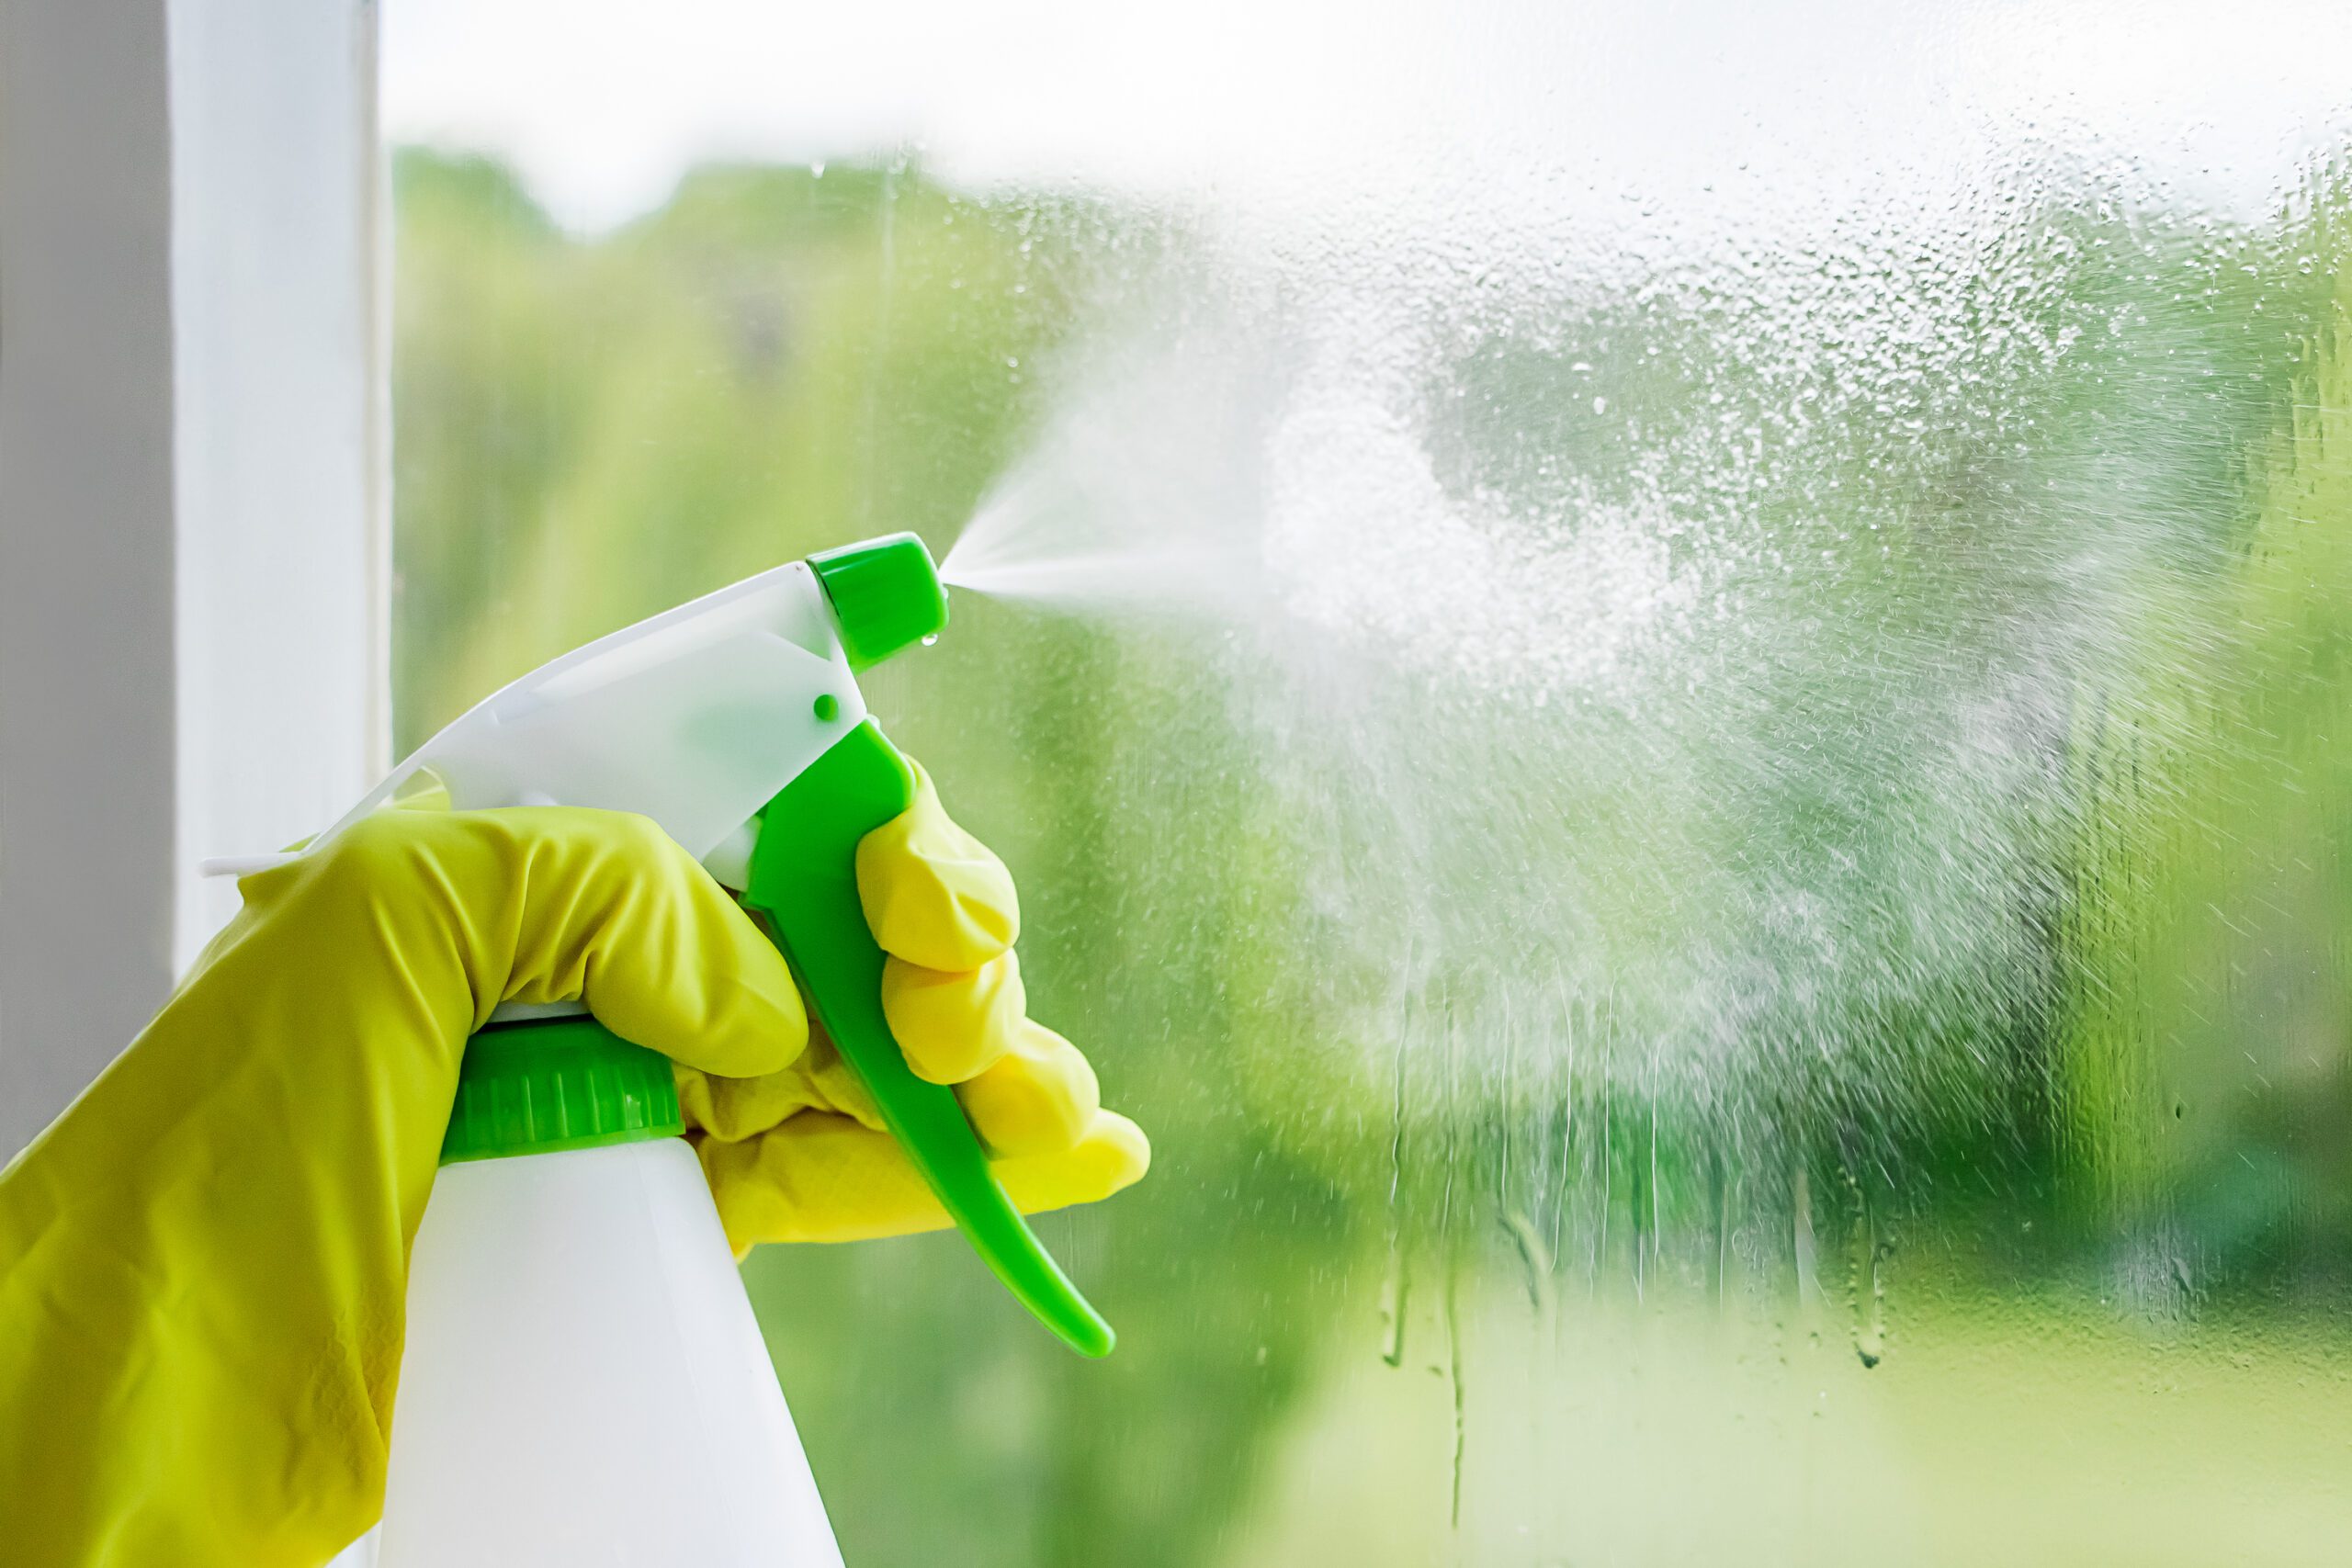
top-left (0, 0), bottom-right (386, 1157)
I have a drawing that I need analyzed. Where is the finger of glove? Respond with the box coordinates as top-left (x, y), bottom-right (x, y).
top-left (674, 1031), bottom-right (883, 1144)
top-left (879, 951), bottom-right (1026, 1084)
top-left (500, 811), bottom-right (808, 1078)
top-left (696, 1107), bottom-right (1150, 1249)
top-left (956, 1019), bottom-right (1102, 1159)
top-left (282, 807), bottom-right (811, 1079)
top-left (855, 760), bottom-right (1018, 973)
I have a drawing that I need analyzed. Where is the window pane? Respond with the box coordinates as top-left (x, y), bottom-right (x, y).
top-left (386, 5), bottom-right (2352, 1562)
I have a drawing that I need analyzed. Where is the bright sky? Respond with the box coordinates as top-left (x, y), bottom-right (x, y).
top-left (385, 0), bottom-right (2352, 233)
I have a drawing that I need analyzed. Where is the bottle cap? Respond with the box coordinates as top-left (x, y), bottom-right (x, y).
top-left (440, 1017), bottom-right (684, 1166)
top-left (808, 532), bottom-right (949, 671)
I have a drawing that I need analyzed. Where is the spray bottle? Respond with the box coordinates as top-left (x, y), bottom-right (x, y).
top-left (226, 534), bottom-right (1110, 1563)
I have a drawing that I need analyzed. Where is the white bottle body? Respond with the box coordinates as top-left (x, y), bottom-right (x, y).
top-left (379, 1137), bottom-right (843, 1568)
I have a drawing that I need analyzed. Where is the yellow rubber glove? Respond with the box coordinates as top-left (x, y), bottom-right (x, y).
top-left (0, 784), bottom-right (1148, 1568)
top-left (684, 761), bottom-right (1149, 1246)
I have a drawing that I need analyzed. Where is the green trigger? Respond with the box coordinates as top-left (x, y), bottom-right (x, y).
top-left (740, 719), bottom-right (1116, 1358)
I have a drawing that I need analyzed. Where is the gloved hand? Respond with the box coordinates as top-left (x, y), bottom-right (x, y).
top-left (683, 761), bottom-right (1148, 1247)
top-left (0, 773), bottom-right (1147, 1568)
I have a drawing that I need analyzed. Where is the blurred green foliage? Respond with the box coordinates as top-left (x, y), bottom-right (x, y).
top-left (395, 152), bottom-right (1093, 740)
top-left (2055, 236), bottom-right (2352, 1291)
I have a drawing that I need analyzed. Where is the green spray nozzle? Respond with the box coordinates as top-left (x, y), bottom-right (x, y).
top-left (749, 534), bottom-right (1116, 1358)
top-left (808, 534), bottom-right (950, 670)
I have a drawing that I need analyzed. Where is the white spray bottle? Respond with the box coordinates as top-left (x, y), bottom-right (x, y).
top-left (218, 535), bottom-right (1113, 1565)
top-left (380, 1019), bottom-right (841, 1566)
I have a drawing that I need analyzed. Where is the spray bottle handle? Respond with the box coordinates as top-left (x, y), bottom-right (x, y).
top-left (741, 720), bottom-right (1115, 1358)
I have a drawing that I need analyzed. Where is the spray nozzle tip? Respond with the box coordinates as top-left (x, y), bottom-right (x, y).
top-left (808, 532), bottom-right (949, 670)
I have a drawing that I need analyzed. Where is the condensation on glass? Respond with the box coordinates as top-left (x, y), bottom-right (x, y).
top-left (385, 3), bottom-right (2352, 1562)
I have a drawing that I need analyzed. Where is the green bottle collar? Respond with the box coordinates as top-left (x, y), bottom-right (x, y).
top-left (440, 1016), bottom-right (683, 1166)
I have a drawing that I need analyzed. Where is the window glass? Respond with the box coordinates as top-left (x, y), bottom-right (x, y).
top-left (386, 5), bottom-right (2352, 1562)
